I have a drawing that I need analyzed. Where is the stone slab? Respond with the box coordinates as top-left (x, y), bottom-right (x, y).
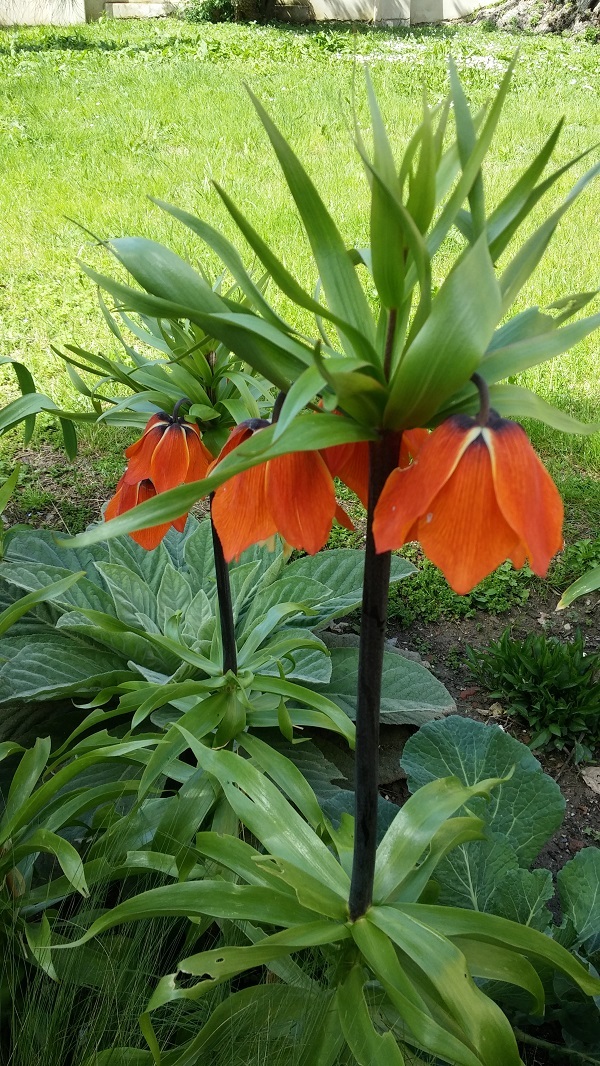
top-left (411, 0), bottom-right (483, 20)
top-left (105, 0), bottom-right (173, 14)
top-left (0, 0), bottom-right (85, 23)
top-left (299, 0), bottom-right (410, 18)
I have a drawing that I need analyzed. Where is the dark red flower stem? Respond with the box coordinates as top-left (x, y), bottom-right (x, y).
top-left (272, 391), bottom-right (286, 424)
top-left (172, 397), bottom-right (191, 422)
top-left (349, 429), bottom-right (401, 921)
top-left (471, 372), bottom-right (490, 427)
top-left (209, 496), bottom-right (238, 676)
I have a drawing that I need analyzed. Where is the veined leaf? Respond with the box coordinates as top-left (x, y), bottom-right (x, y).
top-left (373, 774), bottom-right (503, 904)
top-left (315, 644), bottom-right (453, 724)
top-left (402, 717), bottom-right (564, 866)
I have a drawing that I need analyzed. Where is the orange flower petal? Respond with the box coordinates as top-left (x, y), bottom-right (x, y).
top-left (123, 425), bottom-right (165, 485)
top-left (127, 480), bottom-right (172, 550)
top-left (150, 424), bottom-right (190, 493)
top-left (185, 428), bottom-right (213, 482)
top-left (322, 440), bottom-right (370, 509)
top-left (334, 502), bottom-right (355, 531)
top-left (211, 463), bottom-right (277, 562)
top-left (488, 419), bottom-right (564, 576)
top-left (416, 436), bottom-right (523, 594)
top-left (399, 428), bottom-right (429, 469)
top-left (210, 421), bottom-right (267, 472)
top-left (373, 417), bottom-right (478, 553)
top-left (124, 413), bottom-right (167, 458)
top-left (266, 451), bottom-right (336, 555)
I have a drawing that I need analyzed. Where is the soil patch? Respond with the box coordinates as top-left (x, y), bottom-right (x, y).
top-left (386, 581), bottom-right (600, 874)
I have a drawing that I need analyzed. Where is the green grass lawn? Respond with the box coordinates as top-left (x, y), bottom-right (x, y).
top-left (0, 17), bottom-right (599, 536)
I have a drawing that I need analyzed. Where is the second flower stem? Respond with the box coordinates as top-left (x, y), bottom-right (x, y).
top-left (210, 497), bottom-right (238, 676)
top-left (349, 430), bottom-right (401, 921)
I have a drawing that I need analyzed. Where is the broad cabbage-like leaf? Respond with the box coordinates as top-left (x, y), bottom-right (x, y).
top-left (313, 643), bottom-right (454, 725)
top-left (402, 716), bottom-right (564, 864)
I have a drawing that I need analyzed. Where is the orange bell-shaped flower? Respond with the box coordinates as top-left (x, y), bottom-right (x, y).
top-left (373, 412), bottom-right (563, 595)
top-left (105, 407), bottom-right (213, 550)
top-left (104, 475), bottom-right (189, 550)
top-left (211, 420), bottom-right (353, 562)
top-left (123, 411), bottom-right (212, 493)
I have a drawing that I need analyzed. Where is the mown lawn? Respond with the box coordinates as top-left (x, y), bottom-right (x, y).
top-left (0, 17), bottom-right (599, 535)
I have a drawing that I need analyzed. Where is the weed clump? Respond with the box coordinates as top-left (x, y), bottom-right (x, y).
top-left (467, 629), bottom-right (600, 761)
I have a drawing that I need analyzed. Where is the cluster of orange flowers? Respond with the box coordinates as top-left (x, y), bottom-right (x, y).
top-left (106, 409), bottom-right (562, 596)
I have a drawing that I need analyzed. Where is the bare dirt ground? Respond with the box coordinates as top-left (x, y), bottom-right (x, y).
top-left (388, 582), bottom-right (600, 874)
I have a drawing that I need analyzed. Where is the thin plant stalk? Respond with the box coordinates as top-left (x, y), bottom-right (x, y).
top-left (349, 430), bottom-right (402, 921)
top-left (210, 496), bottom-right (237, 676)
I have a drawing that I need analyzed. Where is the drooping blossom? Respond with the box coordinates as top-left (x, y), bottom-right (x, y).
top-left (105, 476), bottom-right (188, 550)
top-left (373, 412), bottom-right (563, 595)
top-left (121, 411), bottom-right (212, 493)
top-left (210, 420), bottom-right (353, 562)
top-left (105, 409), bottom-right (212, 550)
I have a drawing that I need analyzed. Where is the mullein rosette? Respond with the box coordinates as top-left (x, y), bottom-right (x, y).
top-left (106, 405), bottom-right (212, 550)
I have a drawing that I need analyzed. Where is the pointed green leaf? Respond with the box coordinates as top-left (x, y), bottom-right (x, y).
top-left (385, 234), bottom-right (501, 429)
top-left (557, 564), bottom-right (600, 609)
top-left (488, 385), bottom-right (599, 434)
top-left (369, 906), bottom-right (522, 1066)
top-left (351, 918), bottom-right (484, 1066)
top-left (500, 158), bottom-right (600, 314)
top-left (213, 182), bottom-right (381, 370)
top-left (0, 572), bottom-right (84, 637)
top-left (176, 733), bottom-right (350, 898)
top-left (449, 58), bottom-right (486, 239)
top-left (406, 903), bottom-right (600, 997)
top-left (373, 775), bottom-right (503, 904)
top-left (247, 88), bottom-right (376, 354)
top-left (337, 965), bottom-right (405, 1066)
